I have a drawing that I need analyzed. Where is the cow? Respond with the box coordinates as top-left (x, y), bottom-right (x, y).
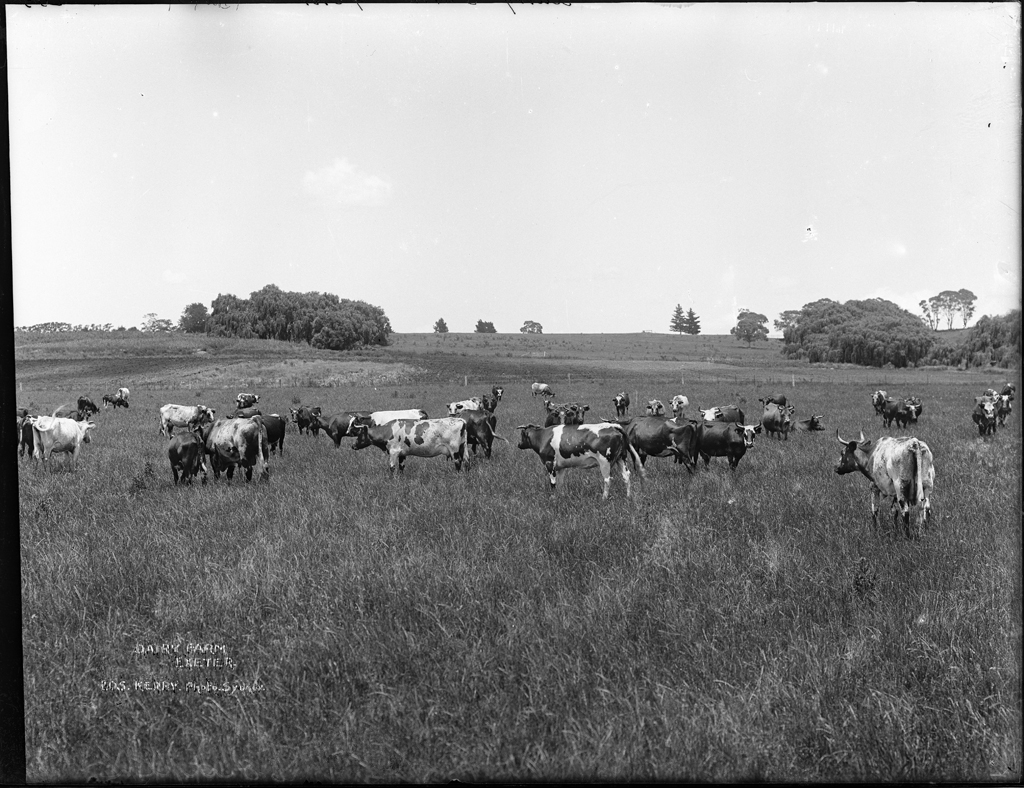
top-left (646, 399), bottom-right (665, 416)
top-left (102, 394), bottom-right (120, 408)
top-left (834, 430), bottom-right (934, 537)
top-left (167, 429), bottom-right (209, 485)
top-left (17, 416), bottom-right (35, 458)
top-left (481, 393), bottom-right (499, 413)
top-left (758, 394), bottom-right (788, 408)
top-left (532, 382), bottom-right (555, 398)
top-left (202, 416), bottom-right (269, 482)
top-left (456, 408), bottom-right (508, 458)
top-left (670, 395), bottom-right (689, 418)
top-left (698, 405), bottom-right (745, 424)
top-left (1000, 383), bottom-right (1016, 400)
top-left (515, 422), bottom-right (643, 499)
top-left (448, 397), bottom-right (483, 416)
top-left (367, 409), bottom-right (429, 425)
top-left (994, 395), bottom-right (1012, 427)
top-left (236, 393), bottom-right (260, 409)
top-left (312, 412), bottom-right (374, 447)
top-left (973, 401), bottom-right (997, 436)
top-left (492, 386), bottom-right (505, 402)
top-left (697, 421), bottom-right (761, 470)
top-left (613, 392), bottom-right (631, 418)
top-left (289, 406), bottom-right (323, 436)
top-left (116, 387), bottom-right (130, 404)
top-left (351, 417), bottom-right (469, 473)
top-left (793, 414), bottom-right (826, 432)
top-left (543, 401), bottom-right (589, 427)
top-left (53, 406), bottom-right (86, 421)
top-left (262, 414), bottom-right (287, 455)
top-left (872, 390), bottom-right (888, 415)
top-left (232, 407), bottom-right (262, 419)
top-left (760, 402), bottom-right (795, 441)
top-left (159, 404), bottom-right (216, 438)
top-left (77, 396), bottom-right (99, 417)
top-left (30, 416), bottom-right (96, 468)
top-left (881, 399), bottom-right (914, 429)
top-left (904, 396), bottom-right (923, 423)
top-left (622, 415), bottom-right (702, 473)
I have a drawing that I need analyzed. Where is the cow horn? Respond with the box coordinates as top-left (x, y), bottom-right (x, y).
top-left (836, 429), bottom-right (849, 445)
top-left (858, 431), bottom-right (865, 443)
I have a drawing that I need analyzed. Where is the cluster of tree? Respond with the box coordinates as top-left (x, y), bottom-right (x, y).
top-left (204, 285), bottom-right (391, 351)
top-left (779, 298), bottom-right (935, 367)
top-left (16, 322), bottom-right (124, 332)
top-left (919, 289), bottom-right (977, 330)
top-left (520, 320), bottom-right (543, 334)
top-left (669, 305), bottom-right (701, 335)
top-left (730, 310), bottom-right (768, 346)
top-left (926, 309), bottom-right (1021, 369)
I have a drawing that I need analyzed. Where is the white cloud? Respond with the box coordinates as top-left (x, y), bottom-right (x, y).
top-left (303, 158), bottom-right (392, 207)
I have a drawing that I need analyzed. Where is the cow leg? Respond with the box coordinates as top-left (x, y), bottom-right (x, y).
top-left (619, 459), bottom-right (632, 499)
top-left (596, 455), bottom-right (612, 499)
top-left (244, 465), bottom-right (253, 482)
top-left (869, 488), bottom-right (882, 530)
top-left (172, 463), bottom-right (180, 485)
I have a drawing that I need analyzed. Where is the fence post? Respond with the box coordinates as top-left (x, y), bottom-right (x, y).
top-left (464, 376), bottom-right (468, 387)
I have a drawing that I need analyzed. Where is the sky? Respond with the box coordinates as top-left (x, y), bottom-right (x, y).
top-left (7, 3), bottom-right (1021, 336)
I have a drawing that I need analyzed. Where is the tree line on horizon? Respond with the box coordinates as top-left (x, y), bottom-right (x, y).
top-left (15, 284), bottom-right (1016, 369)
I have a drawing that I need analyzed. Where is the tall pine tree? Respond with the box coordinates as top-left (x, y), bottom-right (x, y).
top-left (670, 304), bottom-right (686, 334)
top-left (681, 307), bottom-right (701, 335)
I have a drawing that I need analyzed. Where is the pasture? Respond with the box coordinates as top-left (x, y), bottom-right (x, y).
top-left (15, 332), bottom-right (1021, 781)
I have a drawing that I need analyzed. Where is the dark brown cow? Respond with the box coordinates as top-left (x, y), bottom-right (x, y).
top-left (973, 401), bottom-right (997, 436)
top-left (758, 394), bottom-right (788, 408)
top-left (202, 416), bottom-right (269, 482)
top-left (232, 406), bottom-right (262, 419)
top-left (77, 396), bottom-right (99, 417)
top-left (697, 421), bottom-right (761, 470)
top-left (543, 400), bottom-right (589, 427)
top-left (698, 405), bottom-right (745, 424)
top-left (622, 415), bottom-right (701, 472)
top-left (760, 402), bottom-right (795, 441)
top-left (456, 408), bottom-right (508, 458)
top-left (167, 430), bottom-right (209, 485)
top-left (793, 414), bottom-right (826, 432)
top-left (289, 406), bottom-right (323, 436)
top-left (262, 414), bottom-right (287, 455)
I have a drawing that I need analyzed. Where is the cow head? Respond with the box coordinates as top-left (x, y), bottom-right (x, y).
top-left (834, 430), bottom-right (869, 474)
top-left (448, 402), bottom-right (462, 416)
top-left (515, 425), bottom-right (540, 450)
top-left (492, 386), bottom-right (504, 401)
top-left (544, 399), bottom-right (555, 413)
top-left (482, 394), bottom-right (498, 412)
top-left (350, 424), bottom-right (373, 450)
top-left (647, 400), bottom-right (664, 415)
top-left (739, 424), bottom-right (761, 447)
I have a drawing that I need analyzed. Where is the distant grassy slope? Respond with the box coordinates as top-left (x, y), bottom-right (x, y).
top-left (14, 331), bottom-right (1011, 392)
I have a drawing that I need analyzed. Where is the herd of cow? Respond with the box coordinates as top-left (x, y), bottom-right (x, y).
top-left (14, 379), bottom-right (1017, 536)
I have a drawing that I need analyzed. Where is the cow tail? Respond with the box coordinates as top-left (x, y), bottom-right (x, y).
top-left (914, 439), bottom-right (924, 507)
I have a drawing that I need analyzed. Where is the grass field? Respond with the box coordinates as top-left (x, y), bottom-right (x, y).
top-left (15, 332), bottom-right (1022, 781)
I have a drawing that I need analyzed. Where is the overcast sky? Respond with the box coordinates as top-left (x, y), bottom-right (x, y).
top-left (8, 3), bottom-right (1021, 336)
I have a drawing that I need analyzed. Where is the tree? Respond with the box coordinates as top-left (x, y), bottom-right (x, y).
top-left (781, 298), bottom-right (935, 367)
top-left (141, 313), bottom-right (174, 332)
top-left (475, 320), bottom-right (496, 333)
top-left (730, 310), bottom-right (769, 346)
top-left (774, 310), bottom-right (801, 335)
top-left (520, 320), bottom-right (543, 334)
top-left (669, 304), bottom-right (686, 334)
top-left (178, 303), bottom-right (209, 333)
top-left (956, 288), bottom-right (977, 328)
top-left (919, 299), bottom-right (940, 331)
top-left (433, 318), bottom-right (449, 334)
top-left (681, 308), bottom-right (701, 335)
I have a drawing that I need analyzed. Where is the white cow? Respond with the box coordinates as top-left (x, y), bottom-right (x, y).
top-left (203, 417), bottom-right (269, 482)
top-left (835, 431), bottom-right (935, 536)
top-left (531, 382), bottom-right (555, 398)
top-left (448, 398), bottom-right (482, 416)
top-left (368, 409), bottom-right (429, 425)
top-left (160, 404), bottom-right (216, 438)
top-left (31, 416), bottom-right (96, 468)
top-left (116, 387), bottom-right (130, 404)
top-left (670, 395), bottom-right (689, 418)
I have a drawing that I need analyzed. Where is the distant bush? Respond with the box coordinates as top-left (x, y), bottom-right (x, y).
top-left (206, 284), bottom-right (391, 351)
top-left (925, 309), bottom-right (1020, 369)
top-left (781, 298), bottom-right (935, 368)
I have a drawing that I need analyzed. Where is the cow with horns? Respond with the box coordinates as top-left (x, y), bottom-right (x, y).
top-left (834, 430), bottom-right (934, 537)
